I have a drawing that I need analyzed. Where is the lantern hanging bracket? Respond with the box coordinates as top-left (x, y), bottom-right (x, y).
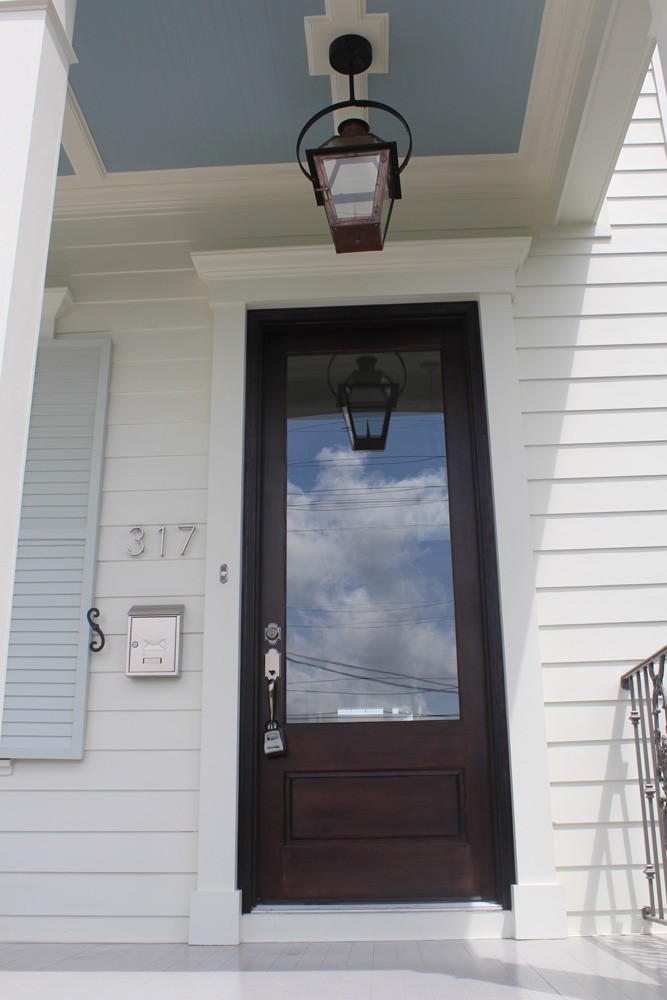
top-left (296, 34), bottom-right (412, 184)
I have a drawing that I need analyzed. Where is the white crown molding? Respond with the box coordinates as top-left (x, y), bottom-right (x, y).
top-left (192, 239), bottom-right (532, 283)
top-left (52, 150), bottom-right (554, 227)
top-left (61, 84), bottom-right (107, 182)
top-left (191, 238), bottom-right (532, 308)
top-left (51, 161), bottom-right (549, 239)
top-left (53, 162), bottom-right (310, 217)
top-left (53, 155), bottom-right (545, 217)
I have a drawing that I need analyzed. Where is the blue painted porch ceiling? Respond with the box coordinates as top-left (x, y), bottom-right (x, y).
top-left (67, 0), bottom-right (545, 175)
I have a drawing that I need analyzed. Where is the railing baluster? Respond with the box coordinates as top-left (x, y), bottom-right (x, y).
top-left (622, 645), bottom-right (667, 926)
top-left (649, 655), bottom-right (667, 916)
top-left (628, 672), bottom-right (657, 918)
top-left (641, 665), bottom-right (664, 919)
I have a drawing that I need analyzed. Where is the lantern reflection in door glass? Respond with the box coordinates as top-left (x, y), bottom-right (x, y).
top-left (285, 350), bottom-right (460, 723)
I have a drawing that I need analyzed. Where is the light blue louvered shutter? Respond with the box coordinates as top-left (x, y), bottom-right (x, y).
top-left (0, 338), bottom-right (112, 759)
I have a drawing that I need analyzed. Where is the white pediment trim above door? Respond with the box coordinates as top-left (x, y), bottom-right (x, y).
top-left (191, 238), bottom-right (532, 306)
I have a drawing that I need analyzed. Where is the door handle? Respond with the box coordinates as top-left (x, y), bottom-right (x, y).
top-left (265, 646), bottom-right (280, 684)
top-left (264, 647), bottom-right (281, 729)
top-left (263, 647), bottom-right (285, 756)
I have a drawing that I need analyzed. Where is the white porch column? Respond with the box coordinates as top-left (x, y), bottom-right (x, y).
top-left (479, 293), bottom-right (567, 939)
top-left (0, 0), bottom-right (76, 719)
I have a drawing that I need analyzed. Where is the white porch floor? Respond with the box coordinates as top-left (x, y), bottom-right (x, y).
top-left (0, 936), bottom-right (666, 1000)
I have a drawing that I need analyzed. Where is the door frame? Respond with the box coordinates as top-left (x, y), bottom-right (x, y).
top-left (189, 240), bottom-right (568, 944)
top-left (239, 302), bottom-right (514, 912)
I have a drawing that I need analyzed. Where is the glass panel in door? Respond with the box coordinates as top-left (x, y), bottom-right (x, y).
top-left (285, 349), bottom-right (460, 724)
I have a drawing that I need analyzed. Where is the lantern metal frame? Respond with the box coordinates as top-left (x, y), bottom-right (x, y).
top-left (296, 34), bottom-right (412, 252)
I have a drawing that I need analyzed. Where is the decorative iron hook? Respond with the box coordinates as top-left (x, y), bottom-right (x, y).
top-left (86, 607), bottom-right (105, 653)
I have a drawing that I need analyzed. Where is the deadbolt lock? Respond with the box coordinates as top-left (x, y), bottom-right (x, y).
top-left (264, 622), bottom-right (281, 645)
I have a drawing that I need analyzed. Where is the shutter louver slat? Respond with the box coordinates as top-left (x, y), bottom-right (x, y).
top-left (0, 339), bottom-right (111, 759)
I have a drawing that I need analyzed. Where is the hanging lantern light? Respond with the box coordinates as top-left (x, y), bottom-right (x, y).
top-left (328, 353), bottom-right (406, 451)
top-left (297, 34), bottom-right (412, 253)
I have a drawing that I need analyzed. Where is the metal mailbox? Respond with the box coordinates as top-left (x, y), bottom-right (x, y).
top-left (126, 604), bottom-right (184, 677)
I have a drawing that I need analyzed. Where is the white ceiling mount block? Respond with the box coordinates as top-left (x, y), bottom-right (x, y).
top-left (304, 2), bottom-right (388, 76)
top-left (304, 0), bottom-right (389, 123)
top-left (40, 286), bottom-right (74, 339)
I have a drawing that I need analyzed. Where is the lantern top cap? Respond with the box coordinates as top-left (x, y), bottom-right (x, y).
top-left (338, 118), bottom-right (370, 136)
top-left (328, 353), bottom-right (407, 395)
top-left (351, 355), bottom-right (384, 377)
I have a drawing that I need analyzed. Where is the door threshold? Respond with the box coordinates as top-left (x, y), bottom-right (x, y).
top-left (253, 901), bottom-right (503, 913)
top-left (241, 902), bottom-right (511, 942)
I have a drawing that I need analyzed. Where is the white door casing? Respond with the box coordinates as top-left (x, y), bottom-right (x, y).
top-left (188, 239), bottom-right (567, 944)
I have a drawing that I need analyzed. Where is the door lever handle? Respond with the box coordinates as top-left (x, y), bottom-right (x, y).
top-left (265, 649), bottom-right (281, 724)
top-left (265, 647), bottom-right (280, 682)
top-left (263, 647), bottom-right (286, 756)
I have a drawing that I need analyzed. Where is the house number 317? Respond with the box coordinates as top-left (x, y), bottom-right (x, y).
top-left (127, 525), bottom-right (197, 557)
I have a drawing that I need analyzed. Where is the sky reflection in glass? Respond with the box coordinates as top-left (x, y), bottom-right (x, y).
top-left (286, 350), bottom-right (460, 724)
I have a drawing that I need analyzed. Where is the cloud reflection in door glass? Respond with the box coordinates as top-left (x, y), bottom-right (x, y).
top-left (285, 352), bottom-right (460, 724)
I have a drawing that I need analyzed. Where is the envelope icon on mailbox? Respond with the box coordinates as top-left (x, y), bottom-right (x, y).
top-left (143, 638), bottom-right (167, 651)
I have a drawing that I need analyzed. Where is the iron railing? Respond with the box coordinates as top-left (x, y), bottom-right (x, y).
top-left (621, 645), bottom-right (667, 925)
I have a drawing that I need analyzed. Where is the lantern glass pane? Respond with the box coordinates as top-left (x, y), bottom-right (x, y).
top-left (347, 407), bottom-right (386, 442)
top-left (324, 154), bottom-right (381, 220)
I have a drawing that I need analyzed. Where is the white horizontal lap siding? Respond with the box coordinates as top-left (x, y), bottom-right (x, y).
top-left (1, 340), bottom-right (111, 759)
top-left (0, 217), bottom-right (213, 941)
top-left (516, 63), bottom-right (667, 933)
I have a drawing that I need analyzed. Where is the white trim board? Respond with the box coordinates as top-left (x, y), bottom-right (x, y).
top-left (189, 238), bottom-right (566, 944)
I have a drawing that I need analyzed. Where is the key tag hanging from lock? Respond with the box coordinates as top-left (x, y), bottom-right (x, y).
top-left (264, 647), bottom-right (286, 756)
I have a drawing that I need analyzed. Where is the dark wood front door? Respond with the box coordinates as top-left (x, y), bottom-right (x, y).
top-left (240, 303), bottom-right (513, 909)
